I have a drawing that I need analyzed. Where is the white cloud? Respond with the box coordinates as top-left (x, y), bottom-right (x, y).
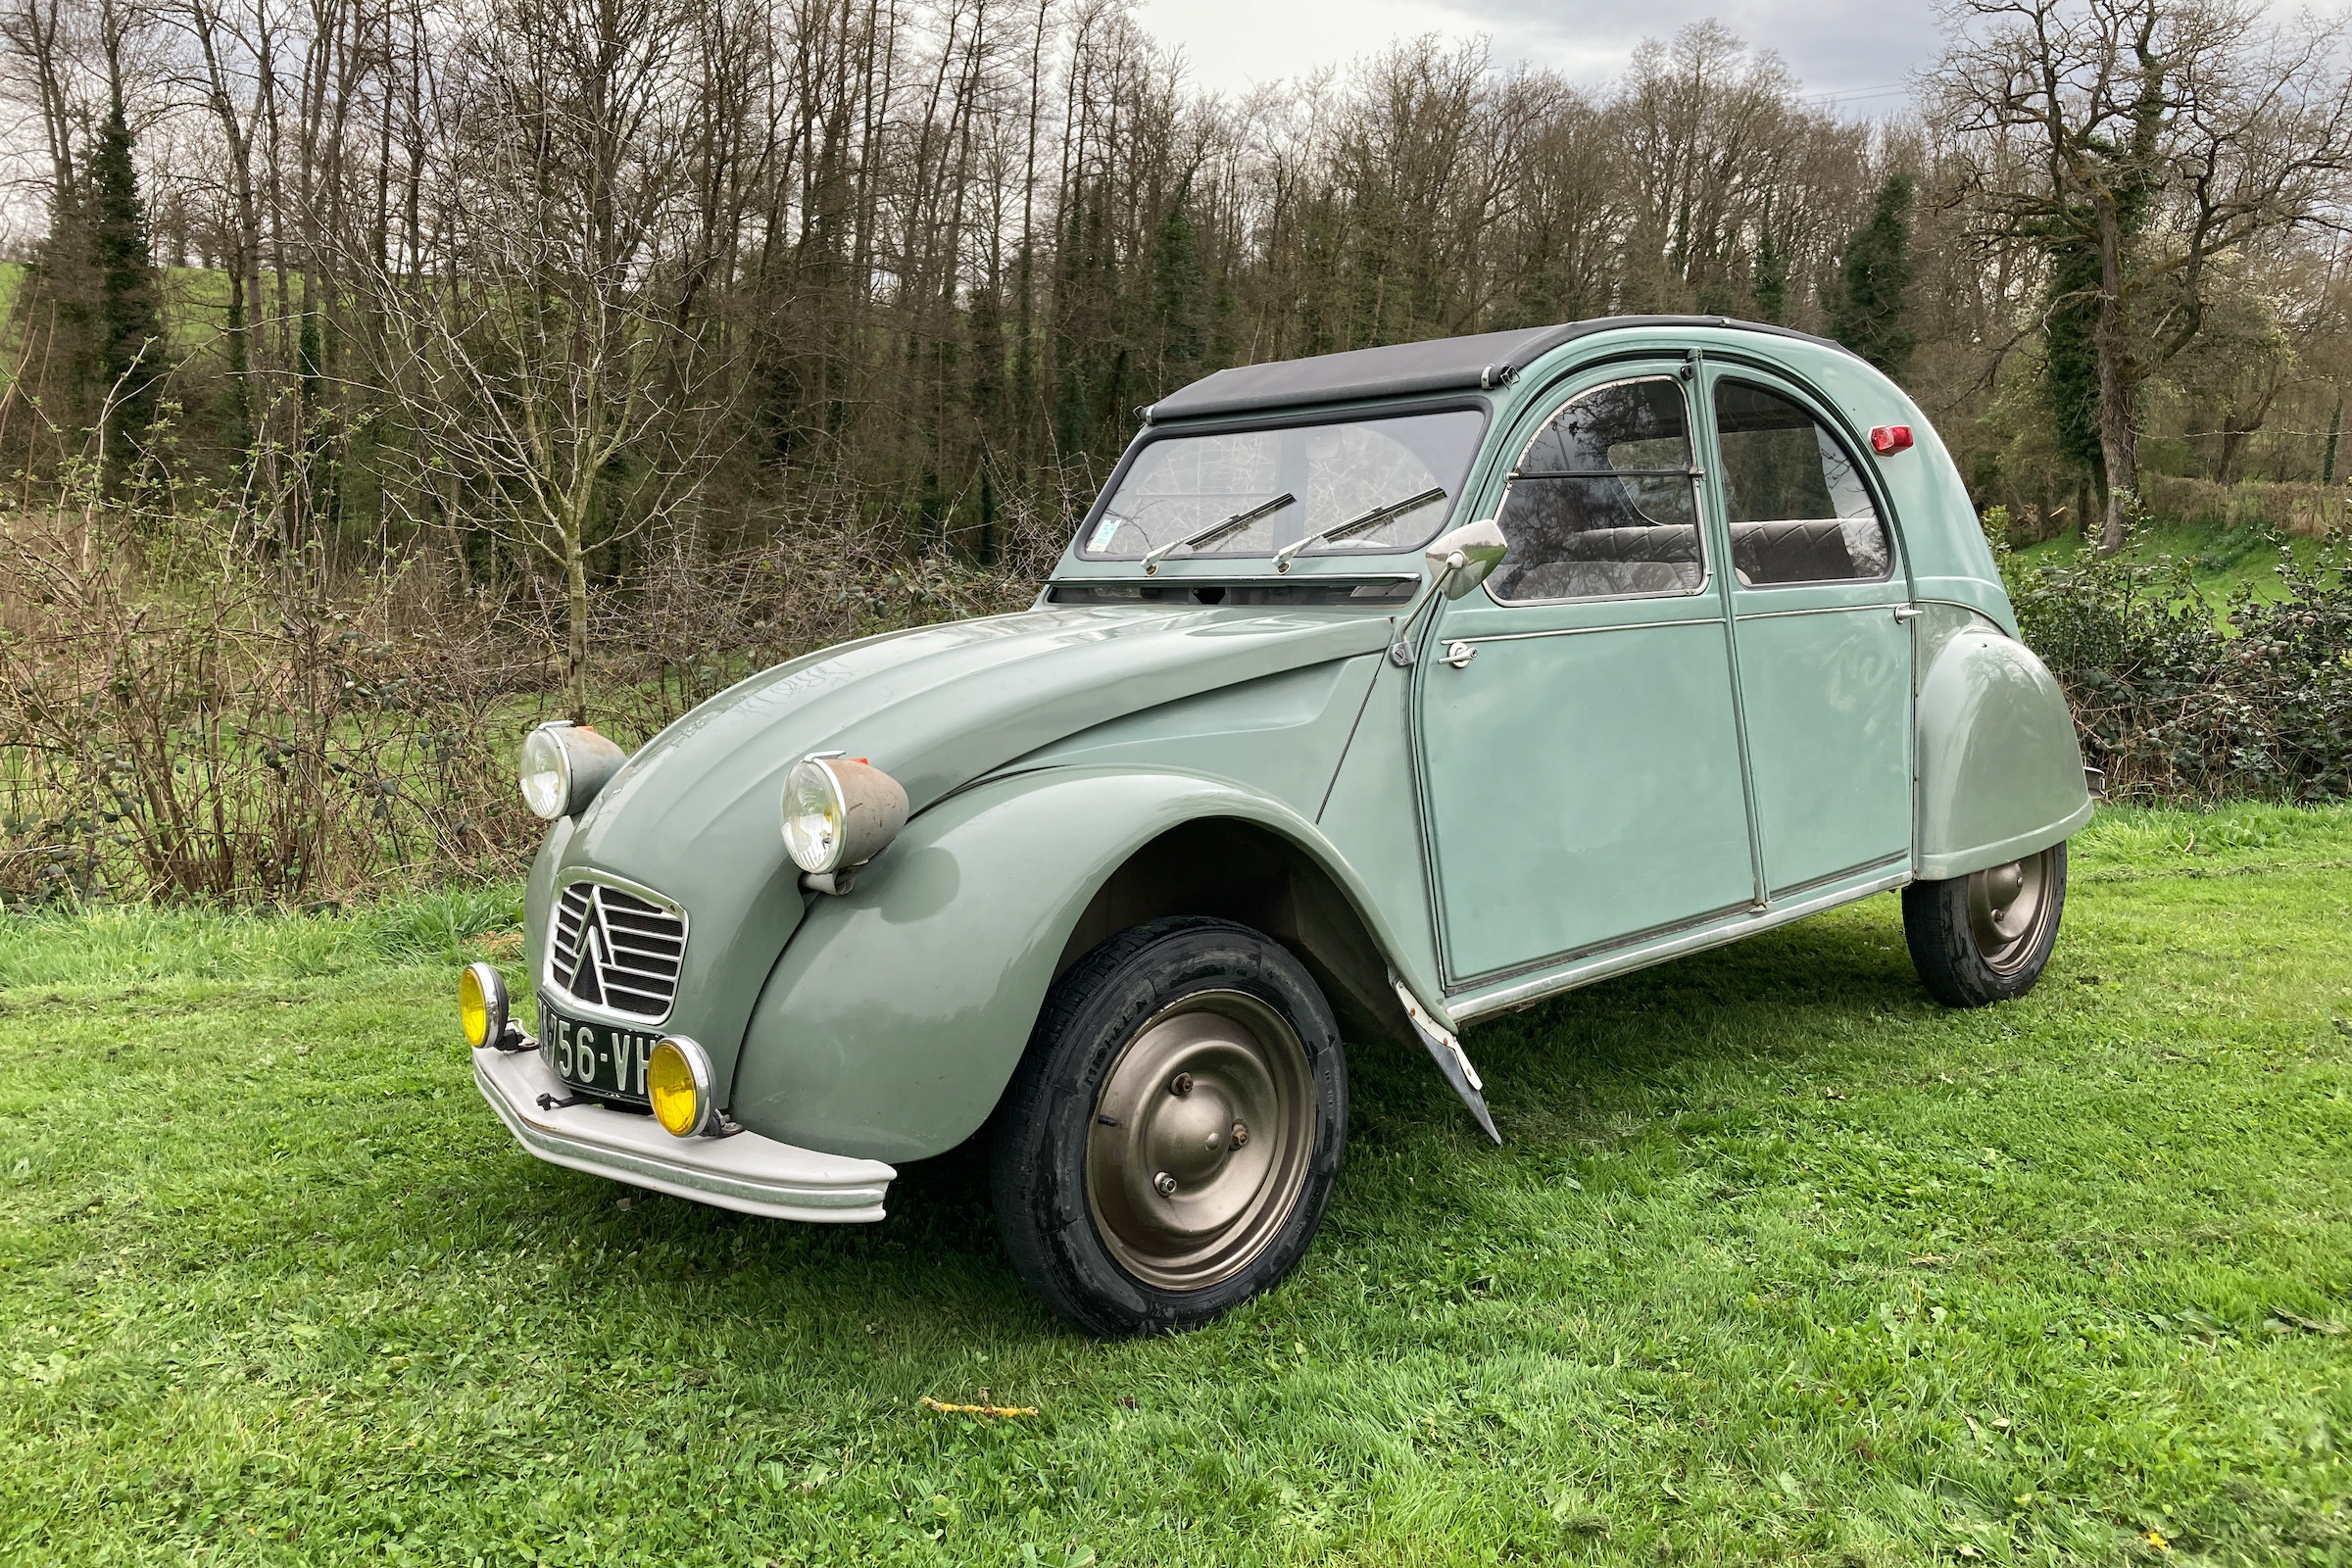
top-left (1136, 0), bottom-right (1486, 95)
top-left (1141, 0), bottom-right (2352, 109)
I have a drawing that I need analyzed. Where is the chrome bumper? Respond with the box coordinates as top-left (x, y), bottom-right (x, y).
top-left (473, 1047), bottom-right (895, 1223)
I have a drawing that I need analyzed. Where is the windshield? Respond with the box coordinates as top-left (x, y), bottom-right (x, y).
top-left (1079, 409), bottom-right (1485, 563)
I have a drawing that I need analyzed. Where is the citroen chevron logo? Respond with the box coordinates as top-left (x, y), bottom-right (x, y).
top-left (552, 879), bottom-right (683, 1022)
top-left (569, 896), bottom-right (612, 1006)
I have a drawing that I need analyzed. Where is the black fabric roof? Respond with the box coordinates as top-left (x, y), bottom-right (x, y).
top-left (1144, 315), bottom-right (1847, 422)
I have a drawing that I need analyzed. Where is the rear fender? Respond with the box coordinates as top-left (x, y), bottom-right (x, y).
top-left (1915, 609), bottom-right (2092, 880)
top-left (726, 766), bottom-right (1443, 1163)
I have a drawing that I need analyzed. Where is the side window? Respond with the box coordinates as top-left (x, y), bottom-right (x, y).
top-left (1486, 376), bottom-right (1704, 604)
top-left (1712, 381), bottom-right (1892, 586)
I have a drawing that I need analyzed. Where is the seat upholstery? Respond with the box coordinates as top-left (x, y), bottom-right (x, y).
top-left (1502, 560), bottom-right (1698, 599)
top-left (1490, 516), bottom-right (1890, 602)
top-left (1488, 522), bottom-right (1702, 601)
top-left (1729, 519), bottom-right (1882, 585)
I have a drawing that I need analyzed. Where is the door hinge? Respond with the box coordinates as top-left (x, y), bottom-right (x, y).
top-left (1892, 605), bottom-right (1924, 621)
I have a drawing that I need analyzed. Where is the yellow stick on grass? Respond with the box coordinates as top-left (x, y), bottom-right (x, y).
top-left (918, 1396), bottom-right (1037, 1418)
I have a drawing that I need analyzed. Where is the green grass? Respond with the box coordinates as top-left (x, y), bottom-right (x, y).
top-left (3, 806), bottom-right (2348, 1566)
top-left (2011, 519), bottom-right (2323, 609)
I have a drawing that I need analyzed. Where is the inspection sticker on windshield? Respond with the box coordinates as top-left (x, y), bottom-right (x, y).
top-left (1087, 514), bottom-right (1124, 551)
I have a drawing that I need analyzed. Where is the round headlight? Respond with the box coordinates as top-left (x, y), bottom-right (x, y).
top-left (459, 960), bottom-right (509, 1050)
top-left (781, 755), bottom-right (907, 875)
top-left (519, 721), bottom-right (628, 820)
top-left (648, 1036), bottom-right (714, 1138)
top-left (781, 757), bottom-right (846, 872)
top-left (519, 725), bottom-right (572, 818)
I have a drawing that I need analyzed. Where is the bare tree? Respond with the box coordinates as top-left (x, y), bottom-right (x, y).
top-left (1937, 0), bottom-right (2352, 550)
top-left (23, 0), bottom-right (2345, 592)
top-left (360, 0), bottom-right (726, 721)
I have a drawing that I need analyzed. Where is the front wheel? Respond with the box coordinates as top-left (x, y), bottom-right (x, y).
top-left (1902, 842), bottom-right (2067, 1007)
top-left (989, 917), bottom-right (1348, 1337)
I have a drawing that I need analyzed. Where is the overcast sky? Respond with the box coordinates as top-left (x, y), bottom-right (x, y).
top-left (1133, 0), bottom-right (2349, 107)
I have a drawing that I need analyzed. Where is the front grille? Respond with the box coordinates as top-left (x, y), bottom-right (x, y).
top-left (548, 880), bottom-right (686, 1020)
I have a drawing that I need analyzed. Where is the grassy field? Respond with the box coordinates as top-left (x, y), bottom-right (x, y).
top-left (2010, 519), bottom-right (2324, 608)
top-left (1, 805), bottom-right (2348, 1566)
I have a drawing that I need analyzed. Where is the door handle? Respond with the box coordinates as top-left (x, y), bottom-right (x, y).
top-left (1892, 605), bottom-right (1924, 621)
top-left (1442, 640), bottom-right (1476, 668)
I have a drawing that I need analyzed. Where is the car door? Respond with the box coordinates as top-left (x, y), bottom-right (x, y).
top-left (1417, 365), bottom-right (1760, 986)
top-left (1703, 369), bottom-right (1914, 898)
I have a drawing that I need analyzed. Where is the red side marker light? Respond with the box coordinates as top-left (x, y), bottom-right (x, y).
top-left (1870, 424), bottom-right (1913, 455)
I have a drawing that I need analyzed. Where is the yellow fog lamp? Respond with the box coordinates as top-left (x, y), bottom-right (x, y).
top-left (781, 754), bottom-right (908, 891)
top-left (648, 1036), bottom-right (716, 1139)
top-left (459, 961), bottom-right (510, 1050)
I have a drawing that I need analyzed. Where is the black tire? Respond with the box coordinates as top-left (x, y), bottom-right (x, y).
top-left (989, 917), bottom-right (1348, 1337)
top-left (1902, 841), bottom-right (2068, 1008)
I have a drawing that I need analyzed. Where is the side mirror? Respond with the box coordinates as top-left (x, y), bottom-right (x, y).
top-left (1424, 518), bottom-right (1509, 600)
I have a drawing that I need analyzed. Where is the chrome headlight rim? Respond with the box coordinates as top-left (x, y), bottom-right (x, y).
top-left (519, 723), bottom-right (574, 820)
top-left (460, 960), bottom-right (509, 1050)
top-left (649, 1034), bottom-right (715, 1139)
top-left (781, 755), bottom-right (851, 874)
top-left (781, 753), bottom-right (908, 880)
top-left (519, 720), bottom-right (628, 820)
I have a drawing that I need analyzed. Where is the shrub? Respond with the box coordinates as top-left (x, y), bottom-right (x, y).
top-left (1, 497), bottom-right (1053, 907)
top-left (0, 511), bottom-right (550, 905)
top-left (2140, 475), bottom-right (2352, 540)
top-left (2010, 533), bottom-right (2352, 802)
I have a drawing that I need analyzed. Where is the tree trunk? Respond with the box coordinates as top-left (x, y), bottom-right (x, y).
top-left (2094, 226), bottom-right (2136, 554)
top-left (2214, 365), bottom-right (2284, 483)
top-left (565, 522), bottom-right (591, 725)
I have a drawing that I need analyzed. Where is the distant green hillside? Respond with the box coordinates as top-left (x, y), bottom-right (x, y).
top-left (0, 264), bottom-right (259, 362)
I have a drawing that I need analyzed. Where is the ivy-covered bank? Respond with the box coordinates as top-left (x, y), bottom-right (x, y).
top-left (2003, 525), bottom-right (2351, 802)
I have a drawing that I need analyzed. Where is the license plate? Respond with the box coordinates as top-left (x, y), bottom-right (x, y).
top-left (539, 999), bottom-right (660, 1103)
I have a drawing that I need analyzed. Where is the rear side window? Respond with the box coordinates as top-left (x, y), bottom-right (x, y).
top-left (1712, 381), bottom-right (1892, 586)
top-left (1486, 376), bottom-right (1705, 604)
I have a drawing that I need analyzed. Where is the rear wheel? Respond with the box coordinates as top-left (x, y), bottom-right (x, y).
top-left (989, 917), bottom-right (1347, 1336)
top-left (1902, 842), bottom-right (2067, 1007)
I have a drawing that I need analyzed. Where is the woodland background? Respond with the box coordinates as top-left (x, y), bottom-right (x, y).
top-left (0, 0), bottom-right (2349, 902)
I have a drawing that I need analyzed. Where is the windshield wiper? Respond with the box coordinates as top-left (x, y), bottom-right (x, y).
top-left (1140, 492), bottom-right (1297, 573)
top-left (1269, 487), bottom-right (1447, 572)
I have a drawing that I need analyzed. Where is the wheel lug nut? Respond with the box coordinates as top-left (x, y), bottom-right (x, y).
top-left (1153, 1171), bottom-right (1177, 1197)
top-left (1230, 1121), bottom-right (1249, 1148)
top-left (1168, 1072), bottom-right (1194, 1097)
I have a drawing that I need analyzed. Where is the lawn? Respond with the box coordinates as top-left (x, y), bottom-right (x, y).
top-left (2010, 520), bottom-right (2325, 610)
top-left (2, 805), bottom-right (2348, 1566)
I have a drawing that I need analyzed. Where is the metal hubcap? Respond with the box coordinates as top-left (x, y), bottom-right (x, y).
top-left (1085, 991), bottom-right (1313, 1292)
top-left (1967, 848), bottom-right (2057, 975)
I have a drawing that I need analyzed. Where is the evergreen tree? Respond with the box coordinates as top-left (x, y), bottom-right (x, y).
top-left (2040, 231), bottom-right (2108, 491)
top-left (1750, 226), bottom-right (1788, 325)
top-left (1829, 173), bottom-right (1916, 379)
top-left (1149, 182), bottom-right (1204, 392)
top-left (87, 102), bottom-right (165, 457)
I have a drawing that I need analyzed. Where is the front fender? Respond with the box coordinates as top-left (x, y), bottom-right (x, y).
top-left (1915, 611), bottom-right (2092, 880)
top-left (726, 766), bottom-right (1421, 1163)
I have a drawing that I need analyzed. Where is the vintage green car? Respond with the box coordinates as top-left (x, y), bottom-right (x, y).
top-left (461, 315), bottom-right (2091, 1335)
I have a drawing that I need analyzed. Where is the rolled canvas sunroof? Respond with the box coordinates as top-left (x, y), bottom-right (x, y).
top-left (1145, 315), bottom-right (1844, 422)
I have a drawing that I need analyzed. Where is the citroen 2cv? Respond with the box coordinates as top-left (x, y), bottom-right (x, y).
top-left (461, 315), bottom-right (2092, 1335)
